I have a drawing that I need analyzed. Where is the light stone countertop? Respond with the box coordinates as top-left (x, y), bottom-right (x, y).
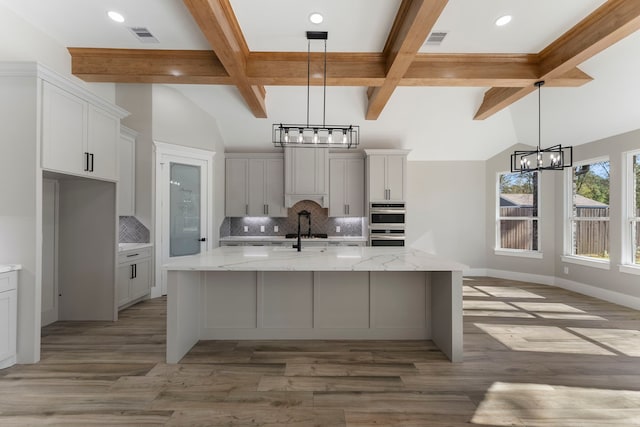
top-left (219, 235), bottom-right (367, 242)
top-left (118, 243), bottom-right (153, 252)
top-left (0, 264), bottom-right (22, 273)
top-left (163, 246), bottom-right (467, 272)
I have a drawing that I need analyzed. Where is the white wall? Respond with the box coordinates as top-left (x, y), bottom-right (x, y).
top-left (116, 84), bottom-right (154, 228)
top-left (407, 161), bottom-right (486, 270)
top-left (0, 3), bottom-right (115, 102)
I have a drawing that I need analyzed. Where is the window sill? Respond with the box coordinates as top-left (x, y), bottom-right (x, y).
top-left (561, 255), bottom-right (610, 270)
top-left (619, 264), bottom-right (640, 276)
top-left (494, 249), bottom-right (543, 259)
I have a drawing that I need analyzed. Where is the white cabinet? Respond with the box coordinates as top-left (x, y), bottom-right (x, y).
top-left (118, 126), bottom-right (137, 216)
top-left (117, 247), bottom-right (152, 309)
top-left (41, 81), bottom-right (120, 181)
top-left (0, 270), bottom-right (18, 369)
top-left (284, 147), bottom-right (329, 207)
top-left (329, 155), bottom-right (364, 217)
top-left (225, 154), bottom-right (286, 217)
top-left (365, 150), bottom-right (410, 202)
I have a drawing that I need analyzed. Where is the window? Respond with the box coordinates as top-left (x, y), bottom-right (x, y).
top-left (567, 159), bottom-right (610, 261)
top-left (497, 171), bottom-right (539, 253)
top-left (624, 150), bottom-right (640, 267)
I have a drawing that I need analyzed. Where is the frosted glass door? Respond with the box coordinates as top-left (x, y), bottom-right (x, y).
top-left (170, 163), bottom-right (201, 257)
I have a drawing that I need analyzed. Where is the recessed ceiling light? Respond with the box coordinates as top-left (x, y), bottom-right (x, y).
top-left (108, 11), bottom-right (125, 23)
top-left (495, 15), bottom-right (512, 27)
top-left (309, 12), bottom-right (323, 24)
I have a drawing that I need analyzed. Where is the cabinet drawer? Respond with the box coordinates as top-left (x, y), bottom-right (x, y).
top-left (0, 273), bottom-right (16, 293)
top-left (118, 247), bottom-right (152, 264)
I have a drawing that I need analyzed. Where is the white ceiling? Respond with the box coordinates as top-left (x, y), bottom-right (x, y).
top-left (2, 0), bottom-right (638, 161)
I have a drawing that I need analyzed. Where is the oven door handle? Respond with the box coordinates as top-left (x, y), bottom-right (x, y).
top-left (370, 209), bottom-right (406, 214)
top-left (369, 235), bottom-right (406, 240)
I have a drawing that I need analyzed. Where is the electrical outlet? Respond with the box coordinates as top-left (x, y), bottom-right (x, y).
top-left (260, 225), bottom-right (265, 232)
top-left (336, 226), bottom-right (341, 233)
top-left (243, 226), bottom-right (248, 232)
top-left (563, 266), bottom-right (569, 274)
top-left (274, 225), bottom-right (279, 232)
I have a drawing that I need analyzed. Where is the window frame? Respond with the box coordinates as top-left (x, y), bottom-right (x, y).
top-left (495, 170), bottom-right (542, 258)
top-left (620, 149), bottom-right (640, 275)
top-left (563, 156), bottom-right (611, 269)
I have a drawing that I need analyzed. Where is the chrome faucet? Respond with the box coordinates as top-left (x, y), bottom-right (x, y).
top-left (293, 210), bottom-right (311, 252)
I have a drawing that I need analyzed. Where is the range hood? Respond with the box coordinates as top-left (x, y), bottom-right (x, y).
top-left (284, 147), bottom-right (329, 208)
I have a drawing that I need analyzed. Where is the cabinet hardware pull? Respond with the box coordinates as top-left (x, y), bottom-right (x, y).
top-left (347, 204), bottom-right (350, 215)
top-left (126, 253), bottom-right (138, 257)
top-left (265, 204), bottom-right (269, 215)
top-left (130, 264), bottom-right (134, 279)
top-left (245, 204), bottom-right (248, 215)
top-left (84, 152), bottom-right (89, 171)
top-left (133, 263), bottom-right (137, 279)
top-left (89, 153), bottom-right (94, 172)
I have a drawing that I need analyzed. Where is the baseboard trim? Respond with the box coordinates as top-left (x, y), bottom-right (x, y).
top-left (469, 268), bottom-right (640, 311)
top-left (463, 268), bottom-right (487, 276)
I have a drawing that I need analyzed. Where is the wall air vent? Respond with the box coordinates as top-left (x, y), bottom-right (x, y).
top-left (424, 31), bottom-right (448, 46)
top-left (128, 27), bottom-right (159, 43)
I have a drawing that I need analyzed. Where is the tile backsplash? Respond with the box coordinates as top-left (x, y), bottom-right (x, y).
top-left (119, 216), bottom-right (150, 243)
top-left (221, 200), bottom-right (363, 237)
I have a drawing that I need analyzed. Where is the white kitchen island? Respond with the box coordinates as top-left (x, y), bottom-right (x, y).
top-left (163, 246), bottom-right (467, 363)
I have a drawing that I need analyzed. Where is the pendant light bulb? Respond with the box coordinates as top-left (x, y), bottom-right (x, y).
top-left (284, 129), bottom-right (289, 143)
top-left (313, 129), bottom-right (319, 144)
top-left (298, 128), bottom-right (304, 143)
top-left (342, 129), bottom-right (348, 144)
top-left (327, 130), bottom-right (333, 144)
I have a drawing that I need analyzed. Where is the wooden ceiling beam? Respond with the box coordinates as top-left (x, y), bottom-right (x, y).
top-left (183, 0), bottom-right (267, 118)
top-left (69, 48), bottom-right (231, 84)
top-left (474, 0), bottom-right (640, 120)
top-left (69, 48), bottom-right (593, 89)
top-left (366, 0), bottom-right (449, 120)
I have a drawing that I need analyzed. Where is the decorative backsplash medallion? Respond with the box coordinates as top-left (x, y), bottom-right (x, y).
top-left (119, 216), bottom-right (150, 243)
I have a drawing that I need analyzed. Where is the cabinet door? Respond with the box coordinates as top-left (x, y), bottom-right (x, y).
top-left (329, 158), bottom-right (347, 217)
top-left (118, 132), bottom-right (135, 216)
top-left (345, 158), bottom-right (365, 216)
top-left (386, 155), bottom-right (405, 201)
top-left (88, 106), bottom-right (119, 181)
top-left (0, 289), bottom-right (17, 366)
top-left (130, 259), bottom-right (151, 301)
top-left (248, 159), bottom-right (266, 216)
top-left (225, 158), bottom-right (248, 216)
top-left (264, 158), bottom-right (287, 217)
top-left (368, 155), bottom-right (387, 201)
top-left (117, 264), bottom-right (131, 307)
top-left (41, 81), bottom-right (87, 175)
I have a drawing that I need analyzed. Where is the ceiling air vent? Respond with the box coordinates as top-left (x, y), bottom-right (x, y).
top-left (128, 27), bottom-right (159, 43)
top-left (424, 31), bottom-right (448, 46)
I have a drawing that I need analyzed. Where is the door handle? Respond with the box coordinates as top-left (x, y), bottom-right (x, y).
top-left (198, 237), bottom-right (206, 242)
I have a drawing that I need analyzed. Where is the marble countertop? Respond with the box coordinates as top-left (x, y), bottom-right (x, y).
top-left (0, 264), bottom-right (22, 273)
top-left (219, 236), bottom-right (367, 242)
top-left (163, 246), bottom-right (467, 272)
top-left (119, 243), bottom-right (153, 252)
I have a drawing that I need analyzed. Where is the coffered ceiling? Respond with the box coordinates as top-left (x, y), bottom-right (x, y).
top-left (3, 0), bottom-right (640, 160)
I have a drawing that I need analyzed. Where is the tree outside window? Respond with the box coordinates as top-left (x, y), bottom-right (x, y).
top-left (630, 153), bottom-right (640, 264)
top-left (570, 160), bottom-right (610, 260)
top-left (498, 171), bottom-right (539, 251)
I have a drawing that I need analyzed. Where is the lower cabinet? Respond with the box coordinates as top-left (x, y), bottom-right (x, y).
top-left (0, 270), bottom-right (18, 369)
top-left (117, 248), bottom-right (152, 309)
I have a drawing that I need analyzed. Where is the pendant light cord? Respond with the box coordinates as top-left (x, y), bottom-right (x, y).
top-left (306, 39), bottom-right (310, 128)
top-left (538, 81), bottom-right (541, 151)
top-left (323, 39), bottom-right (327, 127)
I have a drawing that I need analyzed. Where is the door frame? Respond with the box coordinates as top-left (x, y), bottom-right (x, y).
top-left (153, 141), bottom-right (216, 296)
top-left (41, 178), bottom-right (59, 326)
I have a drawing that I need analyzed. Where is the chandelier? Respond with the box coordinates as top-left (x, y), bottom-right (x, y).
top-left (511, 81), bottom-right (572, 172)
top-left (272, 31), bottom-right (359, 148)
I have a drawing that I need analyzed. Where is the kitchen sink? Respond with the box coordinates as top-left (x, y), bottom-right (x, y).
top-left (271, 246), bottom-right (327, 252)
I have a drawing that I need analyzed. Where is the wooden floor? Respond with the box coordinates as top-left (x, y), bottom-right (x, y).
top-left (1, 277), bottom-right (639, 426)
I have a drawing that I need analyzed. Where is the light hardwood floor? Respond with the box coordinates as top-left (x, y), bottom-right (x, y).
top-left (1, 277), bottom-right (639, 426)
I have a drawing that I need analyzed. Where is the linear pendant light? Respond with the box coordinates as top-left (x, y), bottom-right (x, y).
top-left (272, 31), bottom-right (359, 148)
top-left (510, 81), bottom-right (572, 172)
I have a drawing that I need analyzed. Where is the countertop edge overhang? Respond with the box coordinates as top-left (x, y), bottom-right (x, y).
top-left (162, 246), bottom-right (468, 272)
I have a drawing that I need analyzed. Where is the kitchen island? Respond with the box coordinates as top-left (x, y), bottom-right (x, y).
top-left (163, 246), bottom-right (466, 363)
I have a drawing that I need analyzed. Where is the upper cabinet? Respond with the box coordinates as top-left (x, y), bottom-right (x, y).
top-left (225, 154), bottom-right (287, 217)
top-left (118, 126), bottom-right (137, 216)
top-left (284, 147), bottom-right (329, 207)
top-left (329, 154), bottom-right (364, 217)
top-left (365, 149), bottom-right (410, 202)
top-left (41, 78), bottom-right (126, 181)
